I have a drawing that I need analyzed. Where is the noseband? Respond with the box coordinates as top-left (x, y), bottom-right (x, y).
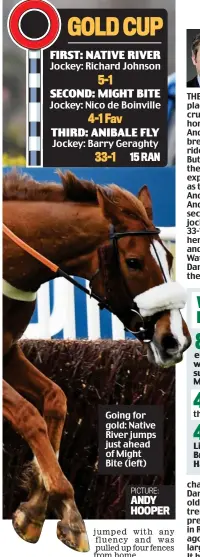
top-left (3, 223), bottom-right (163, 343)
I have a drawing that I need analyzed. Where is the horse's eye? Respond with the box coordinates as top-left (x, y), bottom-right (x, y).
top-left (126, 258), bottom-right (142, 270)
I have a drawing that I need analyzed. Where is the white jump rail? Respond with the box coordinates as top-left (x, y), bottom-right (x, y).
top-left (160, 227), bottom-right (175, 242)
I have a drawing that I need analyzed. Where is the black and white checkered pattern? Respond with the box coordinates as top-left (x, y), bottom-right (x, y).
top-left (28, 51), bottom-right (42, 166)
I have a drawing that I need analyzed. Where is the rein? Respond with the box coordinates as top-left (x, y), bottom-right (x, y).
top-left (3, 223), bottom-right (161, 342)
top-left (2, 223), bottom-right (109, 307)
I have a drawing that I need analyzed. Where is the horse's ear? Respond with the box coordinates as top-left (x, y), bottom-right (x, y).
top-left (137, 185), bottom-right (153, 221)
top-left (97, 187), bottom-right (120, 224)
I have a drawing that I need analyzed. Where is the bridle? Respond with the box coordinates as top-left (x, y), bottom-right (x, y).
top-left (91, 224), bottom-right (167, 342)
top-left (3, 223), bottom-right (166, 343)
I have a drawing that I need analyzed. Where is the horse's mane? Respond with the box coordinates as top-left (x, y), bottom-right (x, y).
top-left (3, 169), bottom-right (150, 225)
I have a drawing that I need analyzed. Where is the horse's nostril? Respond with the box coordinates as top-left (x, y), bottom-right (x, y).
top-left (162, 334), bottom-right (179, 353)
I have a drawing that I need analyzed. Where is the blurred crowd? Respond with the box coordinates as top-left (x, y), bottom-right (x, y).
top-left (4, 50), bottom-right (26, 157)
top-left (3, 0), bottom-right (26, 157)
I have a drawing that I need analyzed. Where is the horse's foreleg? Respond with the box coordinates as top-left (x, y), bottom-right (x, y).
top-left (5, 344), bottom-right (67, 454)
top-left (4, 349), bottom-right (89, 551)
top-left (4, 346), bottom-right (66, 542)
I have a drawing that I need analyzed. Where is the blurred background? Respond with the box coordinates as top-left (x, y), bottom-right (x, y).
top-left (3, 0), bottom-right (175, 162)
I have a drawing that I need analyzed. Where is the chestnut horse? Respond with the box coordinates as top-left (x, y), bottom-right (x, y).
top-left (3, 170), bottom-right (190, 550)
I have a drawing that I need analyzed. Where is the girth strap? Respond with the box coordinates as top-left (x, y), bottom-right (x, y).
top-left (3, 278), bottom-right (37, 302)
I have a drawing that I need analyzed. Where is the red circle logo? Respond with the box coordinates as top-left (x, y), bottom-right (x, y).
top-left (8, 0), bottom-right (61, 50)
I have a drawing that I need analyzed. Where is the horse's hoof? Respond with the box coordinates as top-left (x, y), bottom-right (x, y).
top-left (57, 521), bottom-right (90, 552)
top-left (12, 505), bottom-right (45, 543)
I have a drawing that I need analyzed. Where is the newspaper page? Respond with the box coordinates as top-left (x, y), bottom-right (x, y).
top-left (1, 1), bottom-right (199, 556)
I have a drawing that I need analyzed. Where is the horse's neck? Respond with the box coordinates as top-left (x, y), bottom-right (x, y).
top-left (4, 200), bottom-right (108, 290)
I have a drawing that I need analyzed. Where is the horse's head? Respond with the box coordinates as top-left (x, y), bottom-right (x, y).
top-left (58, 171), bottom-right (190, 366)
top-left (89, 182), bottom-right (191, 367)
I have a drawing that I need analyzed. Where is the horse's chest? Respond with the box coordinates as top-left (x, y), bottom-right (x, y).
top-left (3, 297), bottom-right (36, 354)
